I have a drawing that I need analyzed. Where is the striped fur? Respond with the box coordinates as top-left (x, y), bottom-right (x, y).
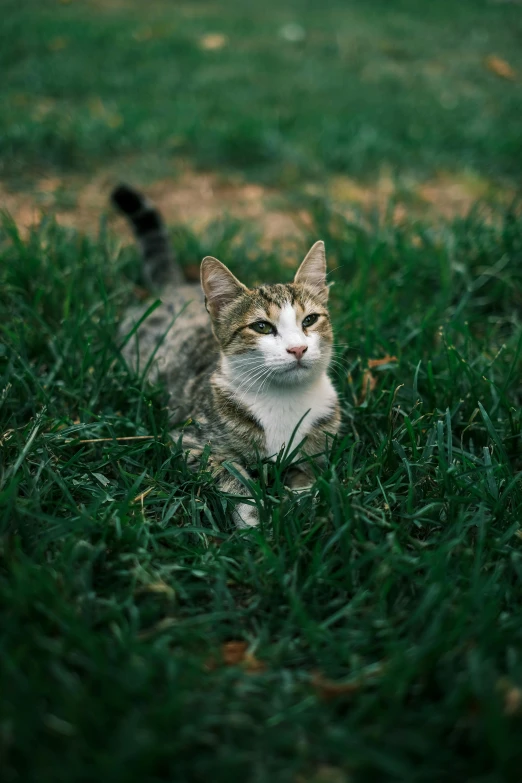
top-left (115, 186), bottom-right (340, 527)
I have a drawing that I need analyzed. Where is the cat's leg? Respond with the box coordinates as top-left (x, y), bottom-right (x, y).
top-left (285, 465), bottom-right (315, 493)
top-left (213, 462), bottom-right (259, 528)
top-left (183, 438), bottom-right (259, 527)
top-left (285, 412), bottom-right (340, 494)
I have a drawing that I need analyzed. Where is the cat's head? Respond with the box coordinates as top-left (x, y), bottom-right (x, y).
top-left (200, 241), bottom-right (333, 388)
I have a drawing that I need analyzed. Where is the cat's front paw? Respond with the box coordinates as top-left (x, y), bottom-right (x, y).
top-left (285, 469), bottom-right (314, 493)
top-left (233, 502), bottom-right (259, 528)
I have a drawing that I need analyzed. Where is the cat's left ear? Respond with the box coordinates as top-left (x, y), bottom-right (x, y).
top-left (293, 240), bottom-right (328, 301)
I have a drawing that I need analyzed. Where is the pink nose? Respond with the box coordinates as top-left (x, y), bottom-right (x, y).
top-left (287, 345), bottom-right (308, 361)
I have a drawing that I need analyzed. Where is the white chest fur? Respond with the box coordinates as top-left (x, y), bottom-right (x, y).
top-left (242, 373), bottom-right (337, 459)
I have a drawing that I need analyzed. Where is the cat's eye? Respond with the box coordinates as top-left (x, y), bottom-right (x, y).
top-left (302, 313), bottom-right (319, 328)
top-left (250, 321), bottom-right (275, 335)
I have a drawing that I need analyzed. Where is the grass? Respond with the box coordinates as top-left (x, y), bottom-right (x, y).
top-left (1, 201), bottom-right (522, 781)
top-left (1, 0), bottom-right (522, 189)
top-left (2, 0), bottom-right (522, 779)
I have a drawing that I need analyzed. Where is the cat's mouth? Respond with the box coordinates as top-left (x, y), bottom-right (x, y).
top-left (267, 359), bottom-right (318, 381)
top-left (282, 361), bottom-right (312, 374)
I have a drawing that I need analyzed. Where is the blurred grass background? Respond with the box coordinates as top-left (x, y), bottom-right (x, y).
top-left (1, 1), bottom-right (522, 782)
top-left (2, 0), bottom-right (522, 191)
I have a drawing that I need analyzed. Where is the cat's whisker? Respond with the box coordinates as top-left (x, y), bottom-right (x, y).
top-left (234, 366), bottom-right (273, 400)
top-left (328, 359), bottom-right (350, 378)
top-left (255, 369), bottom-right (277, 405)
top-left (251, 368), bottom-right (275, 406)
top-left (236, 365), bottom-right (273, 394)
top-left (232, 364), bottom-right (267, 384)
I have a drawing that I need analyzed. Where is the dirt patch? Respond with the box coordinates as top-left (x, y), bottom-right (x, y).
top-left (1, 165), bottom-right (515, 249)
top-left (322, 170), bottom-right (514, 222)
top-left (1, 165), bottom-right (303, 248)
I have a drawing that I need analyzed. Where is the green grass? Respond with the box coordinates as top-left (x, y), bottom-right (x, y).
top-left (1, 0), bottom-right (522, 188)
top-left (1, 201), bottom-right (522, 781)
top-left (2, 0), bottom-right (522, 779)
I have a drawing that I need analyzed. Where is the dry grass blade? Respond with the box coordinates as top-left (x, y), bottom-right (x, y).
top-left (133, 487), bottom-right (154, 504)
top-left (485, 55), bottom-right (516, 80)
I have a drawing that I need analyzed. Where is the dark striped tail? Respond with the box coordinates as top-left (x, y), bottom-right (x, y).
top-left (111, 184), bottom-right (184, 287)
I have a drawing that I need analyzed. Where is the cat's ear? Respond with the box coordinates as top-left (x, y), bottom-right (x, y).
top-left (201, 256), bottom-right (247, 317)
top-left (294, 241), bottom-right (328, 300)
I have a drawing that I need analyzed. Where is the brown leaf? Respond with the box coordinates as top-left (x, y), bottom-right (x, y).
top-left (207, 641), bottom-right (266, 673)
top-left (312, 664), bottom-right (385, 701)
top-left (357, 355), bottom-right (397, 404)
top-left (367, 355), bottom-right (398, 368)
top-left (485, 55), bottom-right (516, 81)
top-left (497, 677), bottom-right (522, 715)
top-left (199, 33), bottom-right (228, 51)
top-left (357, 369), bottom-right (378, 404)
top-left (311, 672), bottom-right (361, 701)
top-left (222, 640), bottom-right (248, 665)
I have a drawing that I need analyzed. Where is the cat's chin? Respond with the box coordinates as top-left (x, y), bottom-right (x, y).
top-left (271, 363), bottom-right (319, 386)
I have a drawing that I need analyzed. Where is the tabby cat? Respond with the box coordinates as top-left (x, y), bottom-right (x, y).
top-left (113, 185), bottom-right (340, 527)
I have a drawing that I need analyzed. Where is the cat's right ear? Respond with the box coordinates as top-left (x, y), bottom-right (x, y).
top-left (200, 257), bottom-right (247, 317)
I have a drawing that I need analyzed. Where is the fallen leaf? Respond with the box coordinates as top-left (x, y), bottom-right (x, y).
top-left (222, 640), bottom-right (248, 665)
top-left (207, 640), bottom-right (266, 673)
top-left (311, 672), bottom-right (361, 701)
top-left (358, 369), bottom-right (378, 404)
top-left (311, 664), bottom-right (385, 701)
top-left (357, 355), bottom-right (398, 404)
top-left (199, 33), bottom-right (228, 51)
top-left (485, 55), bottom-right (516, 80)
top-left (136, 581), bottom-right (175, 598)
top-left (497, 677), bottom-right (522, 715)
top-left (368, 355), bottom-right (398, 369)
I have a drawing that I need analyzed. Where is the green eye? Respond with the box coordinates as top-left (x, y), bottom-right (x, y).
top-left (302, 313), bottom-right (319, 328)
top-left (251, 321), bottom-right (274, 335)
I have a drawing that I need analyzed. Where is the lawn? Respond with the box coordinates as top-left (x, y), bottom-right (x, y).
top-left (1, 1), bottom-right (522, 781)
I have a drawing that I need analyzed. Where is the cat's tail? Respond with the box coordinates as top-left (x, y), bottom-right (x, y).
top-left (111, 184), bottom-right (184, 287)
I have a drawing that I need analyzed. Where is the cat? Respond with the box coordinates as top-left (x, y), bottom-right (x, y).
top-left (112, 184), bottom-right (341, 527)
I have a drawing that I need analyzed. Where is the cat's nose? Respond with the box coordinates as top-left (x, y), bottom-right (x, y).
top-left (287, 345), bottom-right (308, 361)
